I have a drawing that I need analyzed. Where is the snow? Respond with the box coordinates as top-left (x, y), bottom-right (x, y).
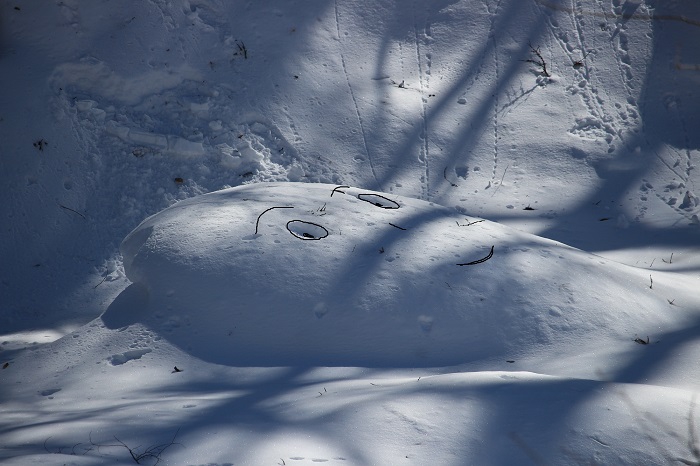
top-left (2, 0), bottom-right (700, 464)
top-left (114, 182), bottom-right (695, 372)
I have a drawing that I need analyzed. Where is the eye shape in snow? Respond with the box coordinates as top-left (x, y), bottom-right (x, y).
top-left (286, 220), bottom-right (329, 240)
top-left (357, 193), bottom-right (400, 209)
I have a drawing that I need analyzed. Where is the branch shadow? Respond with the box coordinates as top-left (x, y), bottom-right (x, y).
top-left (8, 0), bottom-right (700, 463)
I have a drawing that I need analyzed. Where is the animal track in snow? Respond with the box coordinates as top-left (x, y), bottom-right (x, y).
top-left (537, 0), bottom-right (649, 153)
top-left (50, 60), bottom-right (324, 233)
top-left (635, 176), bottom-right (699, 225)
top-left (334, 0), bottom-right (379, 190)
top-left (413, 9), bottom-right (432, 200)
top-left (482, 0), bottom-right (504, 189)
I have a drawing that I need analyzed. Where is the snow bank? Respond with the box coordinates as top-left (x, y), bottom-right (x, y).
top-left (115, 183), bottom-right (687, 367)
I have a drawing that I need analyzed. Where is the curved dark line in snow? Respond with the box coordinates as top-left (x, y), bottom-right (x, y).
top-left (286, 220), bottom-right (329, 240)
top-left (457, 245), bottom-right (495, 266)
top-left (255, 206), bottom-right (294, 234)
top-left (357, 193), bottom-right (400, 209)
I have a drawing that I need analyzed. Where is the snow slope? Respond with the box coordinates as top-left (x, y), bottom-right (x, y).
top-left (1, 0), bottom-right (700, 464)
top-left (3, 181), bottom-right (700, 465)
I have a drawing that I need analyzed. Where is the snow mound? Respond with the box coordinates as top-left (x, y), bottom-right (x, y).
top-left (115, 183), bottom-right (682, 366)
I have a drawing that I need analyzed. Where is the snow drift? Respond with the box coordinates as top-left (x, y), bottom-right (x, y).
top-left (114, 182), bottom-right (684, 367)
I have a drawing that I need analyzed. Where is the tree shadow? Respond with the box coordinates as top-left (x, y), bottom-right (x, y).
top-left (640, 0), bottom-right (700, 150)
top-left (7, 0), bottom-right (700, 462)
top-left (105, 0), bottom-right (700, 462)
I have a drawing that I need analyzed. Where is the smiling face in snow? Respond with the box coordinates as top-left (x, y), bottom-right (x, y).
top-left (111, 182), bottom-right (670, 367)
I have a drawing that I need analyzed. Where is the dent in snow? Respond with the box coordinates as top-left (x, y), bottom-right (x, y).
top-left (105, 121), bottom-right (204, 157)
top-left (108, 348), bottom-right (152, 366)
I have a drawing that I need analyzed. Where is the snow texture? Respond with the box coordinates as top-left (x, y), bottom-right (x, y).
top-left (2, 0), bottom-right (700, 464)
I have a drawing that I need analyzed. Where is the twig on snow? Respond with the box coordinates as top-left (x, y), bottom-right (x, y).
top-left (457, 218), bottom-right (485, 227)
top-left (457, 246), bottom-right (494, 266)
top-left (89, 428), bottom-right (182, 464)
top-left (524, 42), bottom-right (551, 77)
top-left (330, 185), bottom-right (350, 197)
top-left (255, 206), bottom-right (293, 234)
top-left (58, 203), bottom-right (86, 219)
top-left (491, 164), bottom-right (509, 197)
top-left (234, 40), bottom-right (248, 59)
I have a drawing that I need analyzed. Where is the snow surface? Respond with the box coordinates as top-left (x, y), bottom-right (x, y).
top-left (116, 182), bottom-right (697, 372)
top-left (2, 0), bottom-right (700, 464)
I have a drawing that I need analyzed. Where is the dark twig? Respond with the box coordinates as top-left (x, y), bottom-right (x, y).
top-left (59, 203), bottom-right (86, 219)
top-left (33, 139), bottom-right (48, 151)
top-left (572, 50), bottom-right (591, 69)
top-left (255, 206), bottom-right (293, 234)
top-left (524, 42), bottom-right (551, 77)
top-left (331, 185), bottom-right (350, 197)
top-left (234, 40), bottom-right (247, 59)
top-left (457, 246), bottom-right (494, 266)
top-left (491, 164), bottom-right (509, 197)
top-left (90, 428), bottom-right (182, 464)
top-left (388, 223), bottom-right (407, 230)
top-left (457, 218), bottom-right (485, 227)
